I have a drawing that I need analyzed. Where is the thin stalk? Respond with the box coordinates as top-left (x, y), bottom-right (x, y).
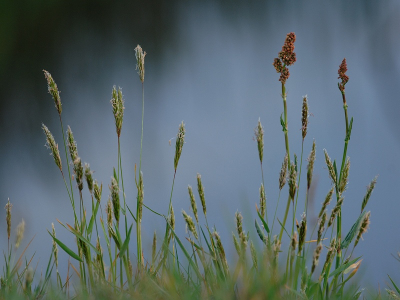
top-left (279, 83), bottom-right (292, 243)
top-left (292, 141), bottom-right (304, 236)
top-left (271, 190), bottom-right (282, 232)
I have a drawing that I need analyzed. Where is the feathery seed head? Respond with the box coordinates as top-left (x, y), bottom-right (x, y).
top-left (15, 219), bottom-right (25, 249)
top-left (73, 157), bottom-right (84, 191)
top-left (42, 124), bottom-right (62, 172)
top-left (232, 233), bottom-right (241, 256)
top-left (197, 173), bottom-right (207, 216)
top-left (254, 119), bottom-right (264, 163)
top-left (328, 197), bottom-right (344, 228)
top-left (188, 185), bottom-right (198, 223)
top-left (182, 210), bottom-right (198, 239)
top-left (279, 154), bottom-right (288, 190)
top-left (106, 199), bottom-right (113, 236)
top-left (298, 213), bottom-right (307, 253)
top-left (324, 149), bottom-right (337, 186)
top-left (259, 183), bottom-right (266, 219)
top-left (169, 206), bottom-right (175, 231)
top-left (43, 70), bottom-right (62, 115)
top-left (288, 163), bottom-right (297, 201)
top-left (174, 121), bottom-right (185, 171)
top-left (354, 211), bottom-right (371, 248)
top-left (362, 176), bottom-right (377, 212)
top-left (235, 211), bottom-right (243, 237)
top-left (307, 140), bottom-right (316, 190)
top-left (301, 96), bottom-right (309, 140)
top-left (214, 232), bottom-right (229, 274)
top-left (84, 163), bottom-right (93, 194)
top-left (291, 231), bottom-right (298, 251)
top-left (319, 187), bottom-right (334, 218)
top-left (338, 157), bottom-right (350, 194)
top-left (67, 126), bottom-right (78, 162)
top-left (311, 243), bottom-right (323, 275)
top-left (135, 45), bottom-right (146, 83)
top-left (94, 180), bottom-right (102, 203)
top-left (250, 240), bottom-right (258, 269)
top-left (5, 199), bottom-right (12, 240)
top-left (318, 211), bottom-right (327, 244)
top-left (110, 86), bottom-right (125, 138)
top-left (109, 177), bottom-right (120, 225)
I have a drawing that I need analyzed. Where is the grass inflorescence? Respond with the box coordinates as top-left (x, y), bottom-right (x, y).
top-left (0, 36), bottom-right (386, 300)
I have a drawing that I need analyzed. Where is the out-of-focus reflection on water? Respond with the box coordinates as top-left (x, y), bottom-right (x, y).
top-left (1, 0), bottom-right (399, 289)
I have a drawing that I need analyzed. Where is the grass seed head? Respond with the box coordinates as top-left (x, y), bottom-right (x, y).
top-left (135, 45), bottom-right (146, 83)
top-left (338, 157), bottom-right (350, 194)
top-left (94, 180), bottom-right (102, 203)
top-left (138, 171), bottom-right (144, 222)
top-left (311, 242), bottom-right (323, 275)
top-left (259, 183), bottom-right (266, 219)
top-left (43, 70), bottom-right (62, 115)
top-left (307, 140), bottom-right (316, 190)
top-left (188, 185), bottom-right (198, 223)
top-left (67, 126), bottom-right (78, 162)
top-left (279, 154), bottom-right (288, 190)
top-left (182, 210), bottom-right (198, 239)
top-left (169, 206), bottom-right (175, 231)
top-left (273, 32), bottom-right (296, 84)
top-left (318, 211), bottom-right (327, 244)
top-left (338, 58), bottom-right (349, 95)
top-left (42, 124), bottom-right (62, 172)
top-left (15, 219), bottom-right (25, 249)
top-left (354, 211), bottom-right (371, 248)
top-left (298, 213), bottom-right (307, 253)
top-left (109, 177), bottom-right (120, 225)
top-left (319, 187), bottom-right (334, 218)
top-left (288, 162), bottom-right (297, 201)
top-left (152, 231), bottom-right (157, 265)
top-left (73, 157), bottom-right (84, 191)
top-left (328, 197), bottom-right (344, 228)
top-left (197, 173), bottom-right (206, 216)
top-left (110, 86), bottom-right (125, 138)
top-left (302, 96), bottom-right (309, 140)
top-left (291, 231), bottom-right (298, 252)
top-left (5, 199), bottom-right (12, 241)
top-left (52, 223), bottom-right (59, 269)
top-left (250, 240), bottom-right (258, 269)
top-left (324, 149), bottom-right (337, 186)
top-left (232, 233), bottom-right (241, 256)
top-left (84, 163), bottom-right (93, 194)
top-left (214, 232), bottom-right (229, 274)
top-left (106, 198), bottom-right (113, 237)
top-left (362, 176), bottom-right (377, 212)
top-left (254, 118), bottom-right (264, 164)
top-left (174, 121), bottom-right (185, 171)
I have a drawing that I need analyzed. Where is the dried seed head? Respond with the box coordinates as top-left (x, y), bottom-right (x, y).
top-left (324, 149), bottom-right (337, 186)
top-left (94, 180), bottom-right (102, 203)
top-left (135, 45), bottom-right (146, 83)
top-left (106, 199), bottom-right (113, 237)
top-left (273, 32), bottom-right (296, 84)
top-left (197, 173), bottom-right (207, 216)
top-left (174, 121), bottom-right (185, 171)
top-left (259, 183), bottom-right (266, 219)
top-left (52, 223), bottom-right (59, 269)
top-left (109, 177), bottom-right (120, 225)
top-left (138, 172), bottom-right (144, 222)
top-left (361, 176), bottom-right (377, 213)
top-left (307, 140), bottom-right (316, 190)
top-left (254, 118), bottom-right (264, 163)
top-left (43, 70), bottom-right (62, 115)
top-left (250, 240), bottom-right (258, 269)
top-left (318, 187), bottom-right (334, 218)
top-left (338, 157), bottom-right (350, 194)
top-left (328, 197), bottom-right (344, 228)
top-left (288, 163), bottom-right (297, 201)
top-left (110, 86), bottom-right (125, 138)
top-left (298, 213), bottom-right (307, 253)
top-left (182, 210), bottom-right (198, 239)
top-left (84, 163), bottom-right (94, 194)
top-left (317, 211), bottom-right (327, 244)
top-left (311, 242), bottom-right (323, 275)
top-left (338, 58), bottom-right (349, 94)
top-left (354, 211), bottom-right (371, 248)
top-left (301, 96), bottom-right (309, 140)
top-left (279, 154), bottom-right (288, 190)
top-left (5, 199), bottom-right (12, 241)
top-left (15, 219), bottom-right (25, 249)
top-left (188, 185), bottom-right (198, 223)
top-left (42, 124), bottom-right (62, 172)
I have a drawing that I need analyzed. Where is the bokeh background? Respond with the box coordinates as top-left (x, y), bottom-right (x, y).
top-left (1, 0), bottom-right (399, 291)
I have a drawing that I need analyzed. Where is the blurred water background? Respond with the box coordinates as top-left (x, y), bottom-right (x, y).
top-left (1, 0), bottom-right (399, 290)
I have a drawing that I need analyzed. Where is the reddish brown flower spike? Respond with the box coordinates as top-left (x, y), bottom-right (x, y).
top-left (273, 32), bottom-right (296, 83)
top-left (338, 58), bottom-right (349, 92)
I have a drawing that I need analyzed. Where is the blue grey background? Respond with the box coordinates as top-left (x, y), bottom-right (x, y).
top-left (0, 0), bottom-right (399, 291)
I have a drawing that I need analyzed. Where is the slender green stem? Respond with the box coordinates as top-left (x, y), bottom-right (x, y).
top-left (292, 141), bottom-right (304, 236)
top-left (271, 190), bottom-right (282, 233)
top-left (139, 82), bottom-right (145, 173)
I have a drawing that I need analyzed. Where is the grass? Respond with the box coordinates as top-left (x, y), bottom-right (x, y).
top-left (0, 32), bottom-right (392, 299)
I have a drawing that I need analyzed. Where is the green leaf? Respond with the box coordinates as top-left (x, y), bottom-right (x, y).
top-left (280, 113), bottom-right (286, 132)
top-left (87, 200), bottom-right (100, 236)
top-left (388, 275), bottom-right (400, 295)
top-left (257, 209), bottom-right (270, 233)
top-left (64, 223), bottom-right (101, 255)
top-left (47, 230), bottom-right (82, 262)
top-left (119, 224), bottom-right (133, 257)
top-left (255, 219), bottom-right (267, 244)
top-left (341, 211), bottom-right (368, 250)
top-left (329, 256), bottom-right (361, 278)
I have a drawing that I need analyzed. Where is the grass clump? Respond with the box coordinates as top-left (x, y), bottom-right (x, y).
top-left (0, 36), bottom-right (382, 300)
